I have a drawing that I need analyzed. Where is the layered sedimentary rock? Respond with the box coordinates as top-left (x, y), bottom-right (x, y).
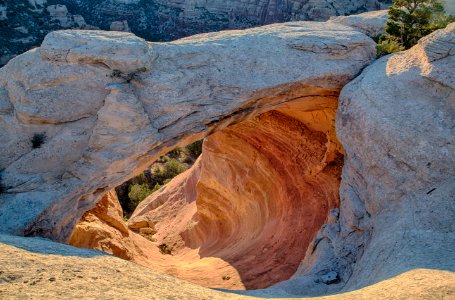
top-left (251, 23), bottom-right (454, 297)
top-left (127, 105), bottom-right (343, 288)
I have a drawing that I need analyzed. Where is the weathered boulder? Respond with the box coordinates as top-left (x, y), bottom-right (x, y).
top-left (40, 30), bottom-right (152, 73)
top-left (335, 22), bottom-right (455, 291)
top-left (0, 22), bottom-right (375, 243)
top-left (329, 10), bottom-right (388, 37)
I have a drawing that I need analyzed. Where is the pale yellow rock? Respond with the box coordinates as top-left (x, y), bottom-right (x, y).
top-left (0, 235), bottom-right (454, 299)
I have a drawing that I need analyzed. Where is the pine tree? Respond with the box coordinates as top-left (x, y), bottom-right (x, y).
top-left (377, 0), bottom-right (455, 56)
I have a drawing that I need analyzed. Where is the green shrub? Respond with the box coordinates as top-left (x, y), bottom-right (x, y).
top-left (376, 36), bottom-right (405, 56)
top-left (186, 140), bottom-right (203, 158)
top-left (377, 0), bottom-right (454, 56)
top-left (159, 155), bottom-right (170, 163)
top-left (163, 158), bottom-right (188, 178)
top-left (132, 172), bottom-right (147, 185)
top-left (127, 183), bottom-right (152, 210)
top-left (152, 158), bottom-right (188, 184)
top-left (168, 147), bottom-right (183, 157)
top-left (116, 140), bottom-right (203, 215)
top-left (152, 183), bottom-right (162, 193)
top-left (31, 132), bottom-right (46, 149)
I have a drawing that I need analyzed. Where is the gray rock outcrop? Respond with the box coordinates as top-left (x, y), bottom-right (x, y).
top-left (329, 10), bottom-right (388, 37)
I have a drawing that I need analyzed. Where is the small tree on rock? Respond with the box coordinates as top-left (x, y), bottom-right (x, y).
top-left (377, 0), bottom-right (454, 56)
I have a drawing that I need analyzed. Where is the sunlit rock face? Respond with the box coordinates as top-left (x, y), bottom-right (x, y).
top-left (129, 103), bottom-right (343, 289)
top-left (69, 190), bottom-right (135, 260)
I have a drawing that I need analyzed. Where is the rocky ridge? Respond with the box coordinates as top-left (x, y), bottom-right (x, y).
top-left (0, 0), bottom-right (390, 66)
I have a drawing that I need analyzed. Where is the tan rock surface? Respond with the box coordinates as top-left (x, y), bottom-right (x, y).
top-left (329, 10), bottom-right (388, 37)
top-left (71, 23), bottom-right (455, 296)
top-left (0, 13), bottom-right (454, 299)
top-left (1, 235), bottom-right (454, 299)
top-left (69, 190), bottom-right (134, 260)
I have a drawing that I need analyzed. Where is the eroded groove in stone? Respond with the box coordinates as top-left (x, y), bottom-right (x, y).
top-left (131, 109), bottom-right (342, 289)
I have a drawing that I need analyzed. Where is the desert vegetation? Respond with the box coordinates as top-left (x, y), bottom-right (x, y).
top-left (115, 140), bottom-right (203, 216)
top-left (377, 0), bottom-right (455, 56)
top-left (31, 132), bottom-right (46, 149)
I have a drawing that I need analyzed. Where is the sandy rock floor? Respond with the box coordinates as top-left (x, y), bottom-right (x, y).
top-left (1, 235), bottom-right (454, 300)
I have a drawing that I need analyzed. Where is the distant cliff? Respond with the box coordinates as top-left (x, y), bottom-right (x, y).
top-left (0, 0), bottom-right (390, 66)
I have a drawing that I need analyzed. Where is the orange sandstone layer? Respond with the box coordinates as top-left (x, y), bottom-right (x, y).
top-left (70, 99), bottom-right (343, 289)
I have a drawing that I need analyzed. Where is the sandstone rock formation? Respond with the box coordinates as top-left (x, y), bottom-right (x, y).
top-left (0, 9), bottom-right (454, 298)
top-left (127, 106), bottom-right (343, 289)
top-left (0, 22), bottom-right (375, 243)
top-left (69, 190), bottom-right (136, 260)
top-left (0, 0), bottom-right (388, 66)
top-left (0, 20), bottom-right (375, 291)
top-left (249, 23), bottom-right (455, 297)
top-left (329, 10), bottom-right (388, 37)
top-left (70, 21), bottom-right (454, 294)
top-left (3, 234), bottom-right (455, 299)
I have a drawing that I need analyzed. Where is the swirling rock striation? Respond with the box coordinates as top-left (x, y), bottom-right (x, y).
top-left (129, 104), bottom-right (343, 289)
